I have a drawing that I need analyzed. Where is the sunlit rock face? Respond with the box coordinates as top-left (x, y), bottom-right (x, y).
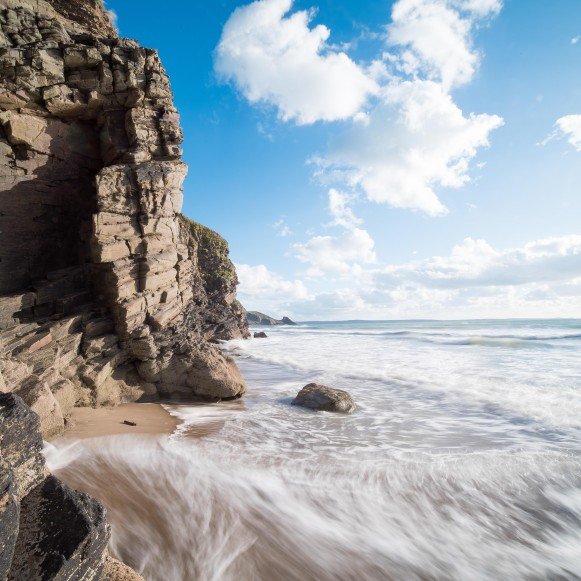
top-left (0, 0), bottom-right (248, 439)
top-left (0, 0), bottom-right (248, 577)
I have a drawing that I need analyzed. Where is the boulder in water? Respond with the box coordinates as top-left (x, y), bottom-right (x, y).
top-left (254, 332), bottom-right (268, 339)
top-left (292, 383), bottom-right (355, 414)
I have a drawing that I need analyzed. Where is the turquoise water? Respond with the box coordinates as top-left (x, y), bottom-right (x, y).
top-left (49, 319), bottom-right (581, 580)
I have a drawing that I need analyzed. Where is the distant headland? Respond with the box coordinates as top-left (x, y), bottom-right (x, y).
top-left (247, 311), bottom-right (297, 326)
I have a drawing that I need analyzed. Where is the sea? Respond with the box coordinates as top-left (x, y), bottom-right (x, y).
top-left (46, 319), bottom-right (581, 580)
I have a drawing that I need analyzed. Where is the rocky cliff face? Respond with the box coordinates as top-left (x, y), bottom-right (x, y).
top-left (0, 0), bottom-right (248, 577)
top-left (0, 0), bottom-right (249, 440)
top-left (180, 216), bottom-right (249, 342)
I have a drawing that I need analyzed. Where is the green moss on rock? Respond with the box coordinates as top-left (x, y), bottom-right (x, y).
top-left (181, 216), bottom-right (229, 257)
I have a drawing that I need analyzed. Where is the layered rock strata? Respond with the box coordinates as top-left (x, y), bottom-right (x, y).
top-left (0, 0), bottom-right (248, 439)
top-left (0, 1), bottom-right (249, 578)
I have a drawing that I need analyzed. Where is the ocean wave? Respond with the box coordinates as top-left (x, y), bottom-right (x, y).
top-left (225, 320), bottom-right (581, 431)
top-left (440, 337), bottom-right (558, 348)
top-left (258, 326), bottom-right (581, 347)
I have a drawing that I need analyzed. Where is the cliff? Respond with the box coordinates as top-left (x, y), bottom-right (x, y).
top-left (0, 0), bottom-right (249, 437)
top-left (180, 216), bottom-right (249, 341)
top-left (0, 0), bottom-right (248, 577)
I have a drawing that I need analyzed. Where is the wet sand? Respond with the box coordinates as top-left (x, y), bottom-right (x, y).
top-left (56, 403), bottom-right (181, 440)
top-left (46, 400), bottom-right (245, 579)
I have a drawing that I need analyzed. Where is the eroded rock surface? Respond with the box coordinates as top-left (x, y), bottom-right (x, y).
top-left (180, 217), bottom-right (250, 342)
top-left (0, 1), bottom-right (248, 577)
top-left (0, 0), bottom-right (248, 439)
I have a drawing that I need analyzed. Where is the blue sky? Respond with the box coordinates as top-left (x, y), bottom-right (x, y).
top-left (107, 0), bottom-right (581, 319)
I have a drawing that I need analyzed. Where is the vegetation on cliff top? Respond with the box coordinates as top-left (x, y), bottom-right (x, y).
top-left (180, 215), bottom-right (234, 282)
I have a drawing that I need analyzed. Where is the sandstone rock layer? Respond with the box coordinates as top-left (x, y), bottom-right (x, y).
top-left (0, 0), bottom-right (249, 438)
top-left (0, 1), bottom-right (250, 578)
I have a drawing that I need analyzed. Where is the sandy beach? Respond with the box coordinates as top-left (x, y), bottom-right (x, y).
top-left (56, 403), bottom-right (182, 441)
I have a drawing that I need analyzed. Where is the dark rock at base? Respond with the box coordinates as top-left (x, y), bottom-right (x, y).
top-left (254, 332), bottom-right (268, 339)
top-left (8, 476), bottom-right (109, 581)
top-left (292, 383), bottom-right (355, 414)
top-left (0, 393), bottom-right (46, 499)
top-left (1, 393), bottom-right (113, 580)
top-left (0, 462), bottom-right (19, 581)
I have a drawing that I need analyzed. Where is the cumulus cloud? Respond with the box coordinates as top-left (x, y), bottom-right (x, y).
top-left (320, 80), bottom-right (503, 215)
top-left (314, 0), bottom-right (504, 215)
top-left (292, 227), bottom-right (376, 275)
top-left (283, 235), bottom-right (581, 319)
top-left (375, 235), bottom-right (581, 289)
top-left (327, 189), bottom-right (362, 229)
top-left (218, 0), bottom-right (503, 215)
top-left (291, 189), bottom-right (375, 275)
top-left (387, 0), bottom-right (497, 89)
top-left (555, 115), bottom-right (581, 152)
top-left (236, 263), bottom-right (308, 300)
top-left (215, 0), bottom-right (377, 124)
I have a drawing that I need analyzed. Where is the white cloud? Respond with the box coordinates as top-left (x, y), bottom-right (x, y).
top-left (312, 0), bottom-right (504, 215)
top-left (319, 80), bottom-right (503, 215)
top-left (272, 218), bottom-right (292, 237)
top-left (555, 115), bottom-right (581, 152)
top-left (327, 189), bottom-right (362, 229)
top-left (292, 227), bottom-right (376, 275)
top-left (236, 263), bottom-right (308, 300)
top-left (540, 115), bottom-right (581, 151)
top-left (388, 0), bottom-right (501, 90)
top-left (218, 0), bottom-right (503, 216)
top-left (291, 189), bottom-right (375, 275)
top-left (572, 36), bottom-right (580, 45)
top-left (282, 235), bottom-right (581, 320)
top-left (389, 0), bottom-right (474, 89)
top-left (215, 0), bottom-right (377, 124)
top-left (452, 0), bottom-right (503, 17)
top-left (375, 235), bottom-right (581, 289)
